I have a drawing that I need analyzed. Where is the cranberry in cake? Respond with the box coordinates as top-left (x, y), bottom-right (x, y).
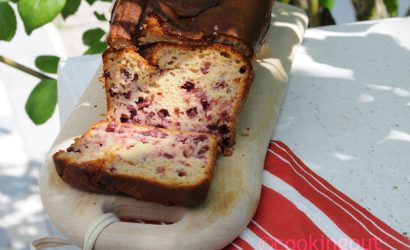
top-left (102, 43), bottom-right (252, 155)
top-left (53, 121), bottom-right (218, 206)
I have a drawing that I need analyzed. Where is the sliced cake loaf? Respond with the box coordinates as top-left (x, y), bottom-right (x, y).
top-left (102, 43), bottom-right (252, 155)
top-left (53, 0), bottom-right (274, 206)
top-left (53, 121), bottom-right (218, 206)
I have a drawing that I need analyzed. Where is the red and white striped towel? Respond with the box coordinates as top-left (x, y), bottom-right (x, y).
top-left (226, 141), bottom-right (410, 250)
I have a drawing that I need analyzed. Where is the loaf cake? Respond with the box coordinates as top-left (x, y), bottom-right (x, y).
top-left (103, 43), bottom-right (252, 155)
top-left (108, 0), bottom-right (274, 58)
top-left (53, 121), bottom-right (218, 206)
top-left (53, 0), bottom-right (274, 206)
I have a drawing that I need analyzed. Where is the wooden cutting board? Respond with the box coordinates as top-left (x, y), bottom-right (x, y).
top-left (39, 3), bottom-right (308, 249)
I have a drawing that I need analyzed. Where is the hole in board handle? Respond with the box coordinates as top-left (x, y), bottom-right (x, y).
top-left (102, 200), bottom-right (187, 225)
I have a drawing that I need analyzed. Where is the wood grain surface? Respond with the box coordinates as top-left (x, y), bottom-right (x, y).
top-left (39, 3), bottom-right (308, 249)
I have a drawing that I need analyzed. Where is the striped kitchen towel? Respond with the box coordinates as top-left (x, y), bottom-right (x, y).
top-left (227, 141), bottom-right (410, 250)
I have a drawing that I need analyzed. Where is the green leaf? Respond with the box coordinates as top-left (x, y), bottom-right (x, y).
top-left (319, 0), bottom-right (334, 10)
top-left (25, 79), bottom-right (57, 125)
top-left (18, 0), bottom-right (66, 35)
top-left (35, 55), bottom-right (60, 74)
top-left (86, 0), bottom-right (112, 4)
top-left (82, 28), bottom-right (105, 46)
top-left (84, 41), bottom-right (107, 55)
top-left (61, 0), bottom-right (81, 19)
top-left (0, 2), bottom-right (16, 41)
top-left (93, 11), bottom-right (106, 21)
top-left (383, 0), bottom-right (398, 17)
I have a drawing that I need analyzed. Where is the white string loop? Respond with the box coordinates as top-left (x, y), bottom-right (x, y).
top-left (30, 213), bottom-right (119, 250)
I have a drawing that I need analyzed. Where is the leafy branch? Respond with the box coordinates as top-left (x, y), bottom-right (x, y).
top-left (0, 0), bottom-right (111, 125)
top-left (278, 0), bottom-right (401, 27)
top-left (0, 55), bottom-right (54, 80)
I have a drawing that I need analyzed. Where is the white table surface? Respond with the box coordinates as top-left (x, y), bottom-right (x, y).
top-left (58, 18), bottom-right (410, 237)
top-left (273, 17), bottom-right (410, 235)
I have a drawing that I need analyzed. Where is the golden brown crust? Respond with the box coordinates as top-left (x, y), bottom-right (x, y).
top-left (53, 121), bottom-right (218, 207)
top-left (108, 0), bottom-right (274, 59)
top-left (138, 15), bottom-right (255, 59)
top-left (53, 156), bottom-right (214, 206)
top-left (107, 0), bottom-right (147, 48)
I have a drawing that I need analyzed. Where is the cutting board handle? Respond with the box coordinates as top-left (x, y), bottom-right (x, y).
top-left (102, 198), bottom-right (187, 224)
top-left (31, 213), bottom-right (119, 250)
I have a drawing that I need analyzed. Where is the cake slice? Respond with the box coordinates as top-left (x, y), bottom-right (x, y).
top-left (53, 121), bottom-right (218, 207)
top-left (102, 43), bottom-right (252, 155)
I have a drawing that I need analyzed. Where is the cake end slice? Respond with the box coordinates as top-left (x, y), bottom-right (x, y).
top-left (53, 121), bottom-right (218, 207)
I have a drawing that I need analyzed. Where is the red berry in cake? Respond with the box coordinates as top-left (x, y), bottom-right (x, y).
top-left (136, 97), bottom-right (150, 110)
top-left (193, 135), bottom-right (207, 144)
top-left (207, 124), bottom-right (218, 131)
top-left (147, 112), bottom-right (155, 119)
top-left (201, 99), bottom-right (209, 111)
top-left (215, 80), bottom-right (227, 89)
top-left (108, 87), bottom-right (117, 97)
top-left (156, 166), bottom-right (165, 174)
top-left (136, 97), bottom-right (144, 104)
top-left (121, 69), bottom-right (132, 81)
top-left (186, 107), bottom-right (198, 118)
top-left (163, 152), bottom-right (174, 159)
top-left (124, 91), bottom-right (131, 99)
top-left (128, 107), bottom-right (137, 119)
top-left (67, 146), bottom-right (80, 153)
top-left (177, 136), bottom-right (187, 144)
top-left (158, 109), bottom-right (170, 118)
top-left (177, 169), bottom-right (187, 177)
top-left (219, 111), bottom-right (229, 122)
top-left (197, 146), bottom-right (209, 155)
top-left (120, 114), bottom-right (130, 123)
top-left (178, 161), bottom-right (191, 167)
top-left (218, 124), bottom-right (229, 134)
top-left (105, 123), bottom-right (116, 132)
top-left (133, 72), bottom-right (139, 81)
top-left (181, 81), bottom-right (195, 92)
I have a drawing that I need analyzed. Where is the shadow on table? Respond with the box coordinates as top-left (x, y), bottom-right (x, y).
top-left (274, 20), bottom-right (410, 234)
top-left (0, 160), bottom-right (63, 250)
